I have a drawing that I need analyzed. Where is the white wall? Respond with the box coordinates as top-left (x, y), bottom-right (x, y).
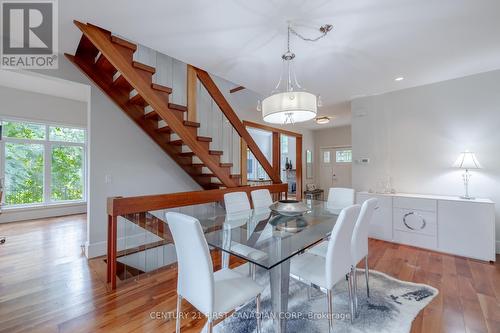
top-left (0, 85), bottom-right (87, 126)
top-left (0, 84), bottom-right (88, 223)
top-left (352, 70), bottom-right (500, 252)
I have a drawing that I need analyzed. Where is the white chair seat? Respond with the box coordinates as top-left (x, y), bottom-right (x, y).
top-left (290, 253), bottom-right (329, 288)
top-left (230, 242), bottom-right (267, 260)
top-left (306, 240), bottom-right (328, 258)
top-left (213, 268), bottom-right (264, 314)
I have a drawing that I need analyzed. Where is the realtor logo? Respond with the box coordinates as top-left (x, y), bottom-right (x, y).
top-left (1, 0), bottom-right (58, 69)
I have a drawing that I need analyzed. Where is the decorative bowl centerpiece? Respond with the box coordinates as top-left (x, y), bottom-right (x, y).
top-left (269, 200), bottom-right (309, 217)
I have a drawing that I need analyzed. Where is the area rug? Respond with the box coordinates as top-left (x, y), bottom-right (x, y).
top-left (213, 265), bottom-right (438, 333)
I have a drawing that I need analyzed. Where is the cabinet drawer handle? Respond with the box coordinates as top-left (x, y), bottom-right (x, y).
top-left (403, 212), bottom-right (426, 231)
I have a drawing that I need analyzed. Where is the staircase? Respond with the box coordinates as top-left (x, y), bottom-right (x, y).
top-left (65, 21), bottom-right (242, 189)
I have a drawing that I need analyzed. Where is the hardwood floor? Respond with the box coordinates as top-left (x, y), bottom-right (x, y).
top-left (0, 214), bottom-right (499, 333)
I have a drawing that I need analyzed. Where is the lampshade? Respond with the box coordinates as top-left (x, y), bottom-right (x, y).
top-left (453, 151), bottom-right (481, 169)
top-left (262, 91), bottom-right (317, 124)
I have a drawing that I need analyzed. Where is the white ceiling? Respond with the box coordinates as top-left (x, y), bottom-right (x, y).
top-left (59, 0), bottom-right (500, 129)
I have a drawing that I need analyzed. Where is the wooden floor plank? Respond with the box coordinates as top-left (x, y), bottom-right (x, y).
top-left (0, 214), bottom-right (499, 333)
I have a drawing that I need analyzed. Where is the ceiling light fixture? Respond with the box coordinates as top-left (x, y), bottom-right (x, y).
top-left (394, 77), bottom-right (404, 81)
top-left (257, 23), bottom-right (332, 124)
top-left (315, 116), bottom-right (331, 125)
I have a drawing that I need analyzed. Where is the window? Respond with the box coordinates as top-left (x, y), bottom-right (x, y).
top-left (1, 119), bottom-right (86, 207)
top-left (336, 149), bottom-right (352, 163)
top-left (280, 135), bottom-right (288, 154)
top-left (323, 151), bottom-right (331, 163)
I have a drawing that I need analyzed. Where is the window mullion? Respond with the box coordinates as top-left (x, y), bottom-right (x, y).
top-left (44, 125), bottom-right (51, 204)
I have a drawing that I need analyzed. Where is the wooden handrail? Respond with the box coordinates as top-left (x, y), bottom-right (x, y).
top-left (106, 183), bottom-right (288, 289)
top-left (194, 68), bottom-right (281, 184)
top-left (107, 183), bottom-right (287, 216)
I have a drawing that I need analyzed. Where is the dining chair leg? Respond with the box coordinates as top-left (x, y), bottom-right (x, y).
top-left (365, 255), bottom-right (370, 298)
top-left (175, 294), bottom-right (182, 333)
top-left (352, 266), bottom-right (359, 317)
top-left (256, 294), bottom-right (262, 333)
top-left (347, 273), bottom-right (354, 323)
top-left (327, 289), bottom-right (334, 333)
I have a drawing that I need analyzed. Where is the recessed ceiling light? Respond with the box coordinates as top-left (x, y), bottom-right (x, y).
top-left (315, 116), bottom-right (331, 125)
top-left (394, 77), bottom-right (404, 81)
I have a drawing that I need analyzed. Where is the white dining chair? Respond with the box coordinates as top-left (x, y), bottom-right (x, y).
top-left (166, 212), bottom-right (264, 333)
top-left (290, 205), bottom-right (361, 331)
top-left (307, 187), bottom-right (355, 257)
top-left (222, 192), bottom-right (251, 269)
top-left (224, 192), bottom-right (251, 214)
top-left (351, 198), bottom-right (378, 315)
top-left (305, 198), bottom-right (378, 317)
top-left (250, 189), bottom-right (273, 210)
top-left (327, 187), bottom-right (355, 209)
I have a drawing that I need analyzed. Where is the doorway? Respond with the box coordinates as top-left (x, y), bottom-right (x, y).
top-left (320, 147), bottom-right (352, 199)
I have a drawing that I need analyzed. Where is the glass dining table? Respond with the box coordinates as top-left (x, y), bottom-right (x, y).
top-left (197, 199), bottom-right (341, 333)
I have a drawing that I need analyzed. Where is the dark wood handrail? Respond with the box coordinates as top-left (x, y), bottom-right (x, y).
top-left (107, 183), bottom-right (287, 216)
top-left (194, 68), bottom-right (281, 184)
top-left (106, 183), bottom-right (288, 289)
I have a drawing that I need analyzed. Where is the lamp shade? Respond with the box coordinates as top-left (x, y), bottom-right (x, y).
top-left (262, 91), bottom-right (317, 124)
top-left (453, 151), bottom-right (481, 169)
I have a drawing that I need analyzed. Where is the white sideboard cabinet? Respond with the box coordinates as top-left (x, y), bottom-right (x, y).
top-left (356, 192), bottom-right (496, 262)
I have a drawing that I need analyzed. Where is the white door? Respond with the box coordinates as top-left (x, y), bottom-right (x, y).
top-left (320, 147), bottom-right (352, 197)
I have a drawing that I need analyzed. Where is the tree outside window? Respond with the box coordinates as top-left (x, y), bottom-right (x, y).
top-left (1, 120), bottom-right (86, 207)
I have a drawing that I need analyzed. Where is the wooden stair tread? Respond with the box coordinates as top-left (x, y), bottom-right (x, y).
top-left (219, 163), bottom-right (233, 167)
top-left (132, 61), bottom-right (155, 74)
top-left (169, 136), bottom-right (212, 146)
top-left (144, 111), bottom-right (160, 120)
top-left (168, 103), bottom-right (188, 112)
top-left (112, 74), bottom-right (132, 90)
top-left (209, 150), bottom-right (223, 156)
top-left (178, 152), bottom-right (195, 157)
top-left (95, 54), bottom-right (116, 73)
top-left (151, 83), bottom-right (172, 94)
top-left (156, 126), bottom-right (172, 133)
top-left (169, 140), bottom-right (183, 146)
top-left (111, 35), bottom-right (137, 51)
top-left (130, 93), bottom-right (147, 106)
top-left (183, 121), bottom-right (200, 128)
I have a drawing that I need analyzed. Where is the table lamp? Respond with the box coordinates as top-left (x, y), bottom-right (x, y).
top-left (453, 151), bottom-right (480, 199)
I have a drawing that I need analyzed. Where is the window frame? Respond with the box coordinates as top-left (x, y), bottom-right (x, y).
top-left (335, 149), bottom-right (352, 163)
top-left (0, 117), bottom-right (87, 209)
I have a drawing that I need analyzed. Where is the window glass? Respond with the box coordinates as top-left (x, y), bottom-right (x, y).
top-left (323, 151), bottom-right (331, 163)
top-left (336, 149), bottom-right (352, 163)
top-left (281, 135), bottom-right (288, 154)
top-left (49, 126), bottom-right (85, 143)
top-left (2, 121), bottom-right (45, 140)
top-left (51, 146), bottom-right (84, 201)
top-left (4, 143), bottom-right (44, 205)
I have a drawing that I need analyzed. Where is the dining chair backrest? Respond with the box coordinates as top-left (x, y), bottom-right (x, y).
top-left (325, 204), bottom-right (361, 289)
top-left (224, 192), bottom-right (251, 214)
top-left (166, 212), bottom-right (214, 315)
top-left (351, 198), bottom-right (378, 264)
top-left (327, 187), bottom-right (355, 208)
top-left (251, 189), bottom-right (273, 210)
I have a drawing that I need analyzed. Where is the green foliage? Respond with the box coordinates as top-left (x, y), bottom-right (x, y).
top-left (49, 127), bottom-right (85, 143)
top-left (2, 120), bottom-right (85, 206)
top-left (3, 121), bottom-right (45, 140)
top-left (5, 143), bottom-right (44, 205)
top-left (51, 146), bottom-right (83, 201)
